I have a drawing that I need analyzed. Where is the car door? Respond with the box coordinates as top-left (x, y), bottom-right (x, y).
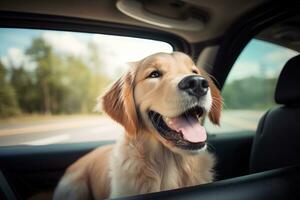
top-left (1, 7), bottom-right (299, 200)
top-left (0, 23), bottom-right (177, 199)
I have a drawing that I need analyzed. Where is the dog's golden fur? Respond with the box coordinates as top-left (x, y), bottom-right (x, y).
top-left (54, 52), bottom-right (222, 200)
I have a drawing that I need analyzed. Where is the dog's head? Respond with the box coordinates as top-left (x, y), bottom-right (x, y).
top-left (101, 52), bottom-right (222, 154)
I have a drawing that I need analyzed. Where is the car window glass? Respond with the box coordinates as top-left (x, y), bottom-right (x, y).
top-left (206, 39), bottom-right (299, 134)
top-left (0, 28), bottom-right (173, 146)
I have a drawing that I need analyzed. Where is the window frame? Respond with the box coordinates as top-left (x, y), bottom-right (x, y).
top-left (0, 26), bottom-right (179, 146)
top-left (208, 6), bottom-right (299, 91)
top-left (205, 38), bottom-right (299, 134)
top-left (0, 11), bottom-right (190, 54)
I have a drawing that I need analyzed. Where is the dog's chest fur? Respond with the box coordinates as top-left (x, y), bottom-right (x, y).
top-left (109, 137), bottom-right (214, 198)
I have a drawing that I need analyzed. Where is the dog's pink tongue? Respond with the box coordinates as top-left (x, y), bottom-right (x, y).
top-left (166, 116), bottom-right (207, 143)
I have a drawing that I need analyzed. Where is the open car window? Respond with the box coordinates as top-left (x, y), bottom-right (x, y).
top-left (0, 28), bottom-right (173, 146)
top-left (206, 39), bottom-right (299, 134)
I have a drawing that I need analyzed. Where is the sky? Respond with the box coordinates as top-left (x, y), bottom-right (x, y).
top-left (0, 28), bottom-right (173, 79)
top-left (227, 39), bottom-right (299, 82)
top-left (0, 28), bottom-right (298, 81)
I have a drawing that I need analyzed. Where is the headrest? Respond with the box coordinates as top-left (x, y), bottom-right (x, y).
top-left (275, 55), bottom-right (300, 105)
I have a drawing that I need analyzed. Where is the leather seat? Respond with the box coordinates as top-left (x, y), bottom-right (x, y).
top-left (250, 55), bottom-right (300, 173)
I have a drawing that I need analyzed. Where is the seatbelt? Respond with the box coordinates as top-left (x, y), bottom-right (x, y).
top-left (0, 170), bottom-right (17, 200)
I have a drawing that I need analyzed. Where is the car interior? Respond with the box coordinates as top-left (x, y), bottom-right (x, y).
top-left (0, 0), bottom-right (299, 200)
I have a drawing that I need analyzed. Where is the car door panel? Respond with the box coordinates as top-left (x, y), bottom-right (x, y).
top-left (0, 133), bottom-right (253, 199)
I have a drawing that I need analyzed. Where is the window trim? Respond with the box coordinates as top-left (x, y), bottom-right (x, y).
top-left (209, 3), bottom-right (299, 90)
top-left (0, 11), bottom-right (190, 54)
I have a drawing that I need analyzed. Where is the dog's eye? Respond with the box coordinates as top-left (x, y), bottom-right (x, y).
top-left (148, 70), bottom-right (162, 78)
top-left (192, 69), bottom-right (198, 74)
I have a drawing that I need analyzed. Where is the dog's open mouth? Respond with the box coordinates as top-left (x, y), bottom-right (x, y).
top-left (148, 106), bottom-right (207, 151)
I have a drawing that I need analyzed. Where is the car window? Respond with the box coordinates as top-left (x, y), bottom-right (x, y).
top-left (0, 28), bottom-right (173, 146)
top-left (206, 39), bottom-right (299, 134)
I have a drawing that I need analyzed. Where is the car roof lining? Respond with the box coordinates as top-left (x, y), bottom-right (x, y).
top-left (0, 11), bottom-right (193, 53)
top-left (256, 15), bottom-right (300, 52)
top-left (207, 5), bottom-right (300, 90)
top-left (0, 0), bottom-right (268, 43)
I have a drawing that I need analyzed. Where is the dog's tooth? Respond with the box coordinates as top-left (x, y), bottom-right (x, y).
top-left (164, 117), bottom-right (171, 124)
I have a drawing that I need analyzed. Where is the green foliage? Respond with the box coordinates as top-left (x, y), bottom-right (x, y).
top-left (10, 67), bottom-right (40, 113)
top-left (26, 38), bottom-right (63, 114)
top-left (57, 55), bottom-right (110, 114)
top-left (0, 62), bottom-right (20, 117)
top-left (1, 37), bottom-right (110, 117)
top-left (222, 76), bottom-right (277, 110)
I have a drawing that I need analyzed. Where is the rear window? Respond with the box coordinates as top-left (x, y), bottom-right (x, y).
top-left (0, 28), bottom-right (173, 146)
top-left (206, 39), bottom-right (299, 134)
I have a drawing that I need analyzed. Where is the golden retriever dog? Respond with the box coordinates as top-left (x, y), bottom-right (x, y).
top-left (53, 52), bottom-right (222, 200)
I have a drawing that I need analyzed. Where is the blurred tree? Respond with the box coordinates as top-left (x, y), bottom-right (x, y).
top-left (222, 77), bottom-right (277, 110)
top-left (26, 37), bottom-right (66, 114)
top-left (0, 62), bottom-right (20, 117)
top-left (26, 38), bottom-right (52, 114)
top-left (1, 37), bottom-right (122, 117)
top-left (10, 67), bottom-right (40, 113)
top-left (88, 40), bottom-right (104, 73)
top-left (60, 55), bottom-right (110, 113)
top-left (86, 73), bottom-right (111, 113)
top-left (61, 56), bottom-right (90, 113)
top-left (86, 41), bottom-right (111, 112)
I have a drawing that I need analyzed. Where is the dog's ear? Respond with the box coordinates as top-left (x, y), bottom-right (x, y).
top-left (101, 69), bottom-right (138, 136)
top-left (199, 68), bottom-right (222, 125)
top-left (207, 77), bottom-right (222, 125)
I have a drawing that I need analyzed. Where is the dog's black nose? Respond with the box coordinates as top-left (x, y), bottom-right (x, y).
top-left (178, 75), bottom-right (209, 98)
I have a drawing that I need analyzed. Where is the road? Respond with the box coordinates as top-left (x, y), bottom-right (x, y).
top-left (0, 110), bottom-right (264, 147)
top-left (205, 110), bottom-right (264, 133)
